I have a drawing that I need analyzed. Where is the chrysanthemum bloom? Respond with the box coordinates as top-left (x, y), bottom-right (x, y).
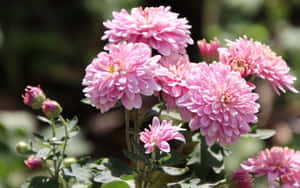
top-left (155, 54), bottom-right (195, 111)
top-left (219, 36), bottom-right (298, 94)
top-left (42, 99), bottom-right (62, 118)
top-left (241, 147), bottom-right (300, 184)
top-left (281, 170), bottom-right (300, 188)
top-left (139, 116), bottom-right (185, 153)
top-left (25, 155), bottom-right (43, 170)
top-left (232, 169), bottom-right (254, 188)
top-left (102, 6), bottom-right (193, 56)
top-left (23, 86), bottom-right (46, 109)
top-left (197, 38), bottom-right (220, 62)
top-left (177, 62), bottom-right (260, 146)
top-left (82, 42), bottom-right (161, 113)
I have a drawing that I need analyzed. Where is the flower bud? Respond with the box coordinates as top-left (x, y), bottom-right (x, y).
top-left (63, 157), bottom-right (77, 167)
top-left (42, 99), bottom-right (62, 118)
top-left (25, 155), bottom-right (43, 170)
top-left (16, 141), bottom-right (29, 154)
top-left (197, 38), bottom-right (220, 62)
top-left (22, 86), bottom-right (46, 109)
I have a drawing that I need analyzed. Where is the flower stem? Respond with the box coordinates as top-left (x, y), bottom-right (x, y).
top-left (57, 115), bottom-right (69, 169)
top-left (125, 110), bottom-right (132, 152)
top-left (50, 119), bottom-right (58, 178)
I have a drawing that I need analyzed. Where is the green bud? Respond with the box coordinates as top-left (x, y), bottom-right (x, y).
top-left (16, 141), bottom-right (29, 154)
top-left (63, 157), bottom-right (77, 167)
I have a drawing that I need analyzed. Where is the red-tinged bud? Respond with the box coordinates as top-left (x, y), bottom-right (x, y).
top-left (197, 38), bottom-right (220, 62)
top-left (25, 155), bottom-right (43, 170)
top-left (16, 141), bottom-right (29, 154)
top-left (42, 99), bottom-right (63, 119)
top-left (23, 86), bottom-right (46, 109)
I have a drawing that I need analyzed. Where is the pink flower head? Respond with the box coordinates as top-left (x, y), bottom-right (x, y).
top-left (241, 147), bottom-right (300, 183)
top-left (177, 62), bottom-right (260, 146)
top-left (82, 42), bottom-right (161, 113)
top-left (219, 36), bottom-right (298, 94)
top-left (155, 54), bottom-right (196, 111)
top-left (102, 6), bottom-right (193, 56)
top-left (197, 38), bottom-right (220, 62)
top-left (281, 170), bottom-right (300, 188)
top-left (42, 99), bottom-right (62, 118)
top-left (25, 155), bottom-right (43, 170)
top-left (23, 85), bottom-right (46, 109)
top-left (139, 116), bottom-right (185, 153)
top-left (232, 169), bottom-right (254, 188)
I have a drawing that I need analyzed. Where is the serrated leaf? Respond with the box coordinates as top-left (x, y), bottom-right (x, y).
top-left (63, 164), bottom-right (92, 183)
top-left (101, 181), bottom-right (130, 188)
top-left (241, 129), bottom-right (276, 140)
top-left (162, 166), bottom-right (189, 176)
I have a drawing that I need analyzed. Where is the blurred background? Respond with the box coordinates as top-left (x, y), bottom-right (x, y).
top-left (0, 0), bottom-right (300, 187)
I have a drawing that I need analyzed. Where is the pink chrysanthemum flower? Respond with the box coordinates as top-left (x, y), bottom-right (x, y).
top-left (139, 116), bottom-right (186, 153)
top-left (232, 169), bottom-right (254, 188)
top-left (177, 62), bottom-right (260, 146)
top-left (82, 42), bottom-right (161, 113)
top-left (197, 38), bottom-right (220, 62)
top-left (281, 170), bottom-right (300, 188)
top-left (241, 147), bottom-right (300, 184)
top-left (102, 6), bottom-right (193, 56)
top-left (219, 36), bottom-right (298, 94)
top-left (155, 54), bottom-right (195, 111)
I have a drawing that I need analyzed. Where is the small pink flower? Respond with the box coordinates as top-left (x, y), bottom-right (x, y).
top-left (25, 155), bottom-right (43, 170)
top-left (155, 54), bottom-right (196, 111)
top-left (102, 6), bottom-right (193, 56)
top-left (82, 42), bottom-right (161, 113)
top-left (23, 86), bottom-right (46, 109)
top-left (139, 116), bottom-right (185, 153)
top-left (241, 147), bottom-right (300, 184)
top-left (219, 36), bottom-right (298, 94)
top-left (42, 99), bottom-right (62, 118)
top-left (232, 169), bottom-right (254, 188)
top-left (177, 62), bottom-right (260, 146)
top-left (197, 38), bottom-right (220, 62)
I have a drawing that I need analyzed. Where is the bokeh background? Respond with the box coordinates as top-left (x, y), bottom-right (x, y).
top-left (0, 0), bottom-right (300, 187)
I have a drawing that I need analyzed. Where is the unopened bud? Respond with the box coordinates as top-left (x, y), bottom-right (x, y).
top-left (42, 99), bottom-right (62, 118)
top-left (25, 155), bottom-right (43, 170)
top-left (197, 38), bottom-right (220, 62)
top-left (16, 141), bottom-right (29, 154)
top-left (63, 157), bottom-right (77, 167)
top-left (22, 86), bottom-right (46, 109)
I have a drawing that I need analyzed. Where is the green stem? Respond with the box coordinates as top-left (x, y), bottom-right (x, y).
top-left (57, 115), bottom-right (69, 169)
top-left (50, 119), bottom-right (58, 178)
top-left (125, 110), bottom-right (132, 152)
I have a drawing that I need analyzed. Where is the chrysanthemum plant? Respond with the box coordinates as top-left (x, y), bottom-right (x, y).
top-left (18, 6), bottom-right (299, 188)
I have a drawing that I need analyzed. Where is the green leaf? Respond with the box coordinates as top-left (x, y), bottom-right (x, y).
top-left (101, 181), bottom-right (130, 188)
top-left (81, 98), bottom-right (91, 105)
top-left (37, 116), bottom-right (51, 124)
top-left (162, 166), bottom-right (189, 176)
top-left (33, 133), bottom-right (48, 142)
top-left (160, 152), bottom-right (186, 165)
top-left (63, 164), bottom-right (92, 183)
top-left (241, 129), bottom-right (276, 140)
top-left (120, 173), bottom-right (136, 180)
top-left (21, 176), bottom-right (59, 188)
top-left (123, 150), bottom-right (147, 162)
top-left (187, 142), bottom-right (201, 165)
top-left (36, 148), bottom-right (51, 158)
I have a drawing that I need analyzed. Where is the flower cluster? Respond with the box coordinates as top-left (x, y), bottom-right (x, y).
top-left (139, 116), bottom-right (185, 153)
top-left (237, 147), bottom-right (300, 187)
top-left (83, 6), bottom-right (297, 148)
